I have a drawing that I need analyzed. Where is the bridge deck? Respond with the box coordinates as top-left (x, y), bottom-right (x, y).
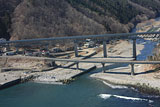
top-left (0, 32), bottom-right (160, 44)
top-left (1, 56), bottom-right (160, 64)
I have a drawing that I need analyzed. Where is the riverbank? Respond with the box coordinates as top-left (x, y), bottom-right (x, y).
top-left (0, 71), bottom-right (36, 90)
top-left (0, 49), bottom-right (97, 88)
top-left (90, 39), bottom-right (160, 95)
top-left (91, 66), bottom-right (160, 95)
top-left (34, 63), bottom-right (96, 84)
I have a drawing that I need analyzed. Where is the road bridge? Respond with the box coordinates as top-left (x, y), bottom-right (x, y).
top-left (1, 56), bottom-right (160, 75)
top-left (0, 32), bottom-right (160, 75)
top-left (0, 32), bottom-right (160, 44)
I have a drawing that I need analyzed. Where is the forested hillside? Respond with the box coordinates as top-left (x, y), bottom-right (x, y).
top-left (0, 0), bottom-right (21, 40)
top-left (1, 0), bottom-right (160, 40)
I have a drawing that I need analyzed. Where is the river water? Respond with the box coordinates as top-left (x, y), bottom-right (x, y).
top-left (0, 72), bottom-right (160, 107)
top-left (0, 19), bottom-right (160, 107)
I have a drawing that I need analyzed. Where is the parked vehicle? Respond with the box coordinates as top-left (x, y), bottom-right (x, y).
top-left (3, 51), bottom-right (16, 56)
top-left (84, 39), bottom-right (95, 48)
top-left (24, 50), bottom-right (36, 56)
top-left (24, 50), bottom-right (42, 57)
top-left (33, 52), bottom-right (41, 56)
top-left (25, 51), bottom-right (33, 56)
top-left (52, 48), bottom-right (63, 53)
top-left (41, 50), bottom-right (50, 56)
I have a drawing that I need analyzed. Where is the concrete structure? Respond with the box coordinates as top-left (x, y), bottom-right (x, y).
top-left (1, 56), bottom-right (160, 75)
top-left (0, 32), bottom-right (160, 76)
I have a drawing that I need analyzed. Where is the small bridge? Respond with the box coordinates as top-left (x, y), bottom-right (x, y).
top-left (0, 32), bottom-right (160, 75)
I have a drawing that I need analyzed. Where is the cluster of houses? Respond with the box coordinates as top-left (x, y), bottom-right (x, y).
top-left (0, 39), bottom-right (98, 57)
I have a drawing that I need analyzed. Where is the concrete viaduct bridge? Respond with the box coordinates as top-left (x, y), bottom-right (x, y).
top-left (1, 32), bottom-right (160, 75)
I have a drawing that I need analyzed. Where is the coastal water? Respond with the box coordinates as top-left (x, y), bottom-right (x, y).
top-left (0, 73), bottom-right (160, 107)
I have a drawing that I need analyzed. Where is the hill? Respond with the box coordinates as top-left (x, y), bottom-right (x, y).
top-left (1, 0), bottom-right (160, 40)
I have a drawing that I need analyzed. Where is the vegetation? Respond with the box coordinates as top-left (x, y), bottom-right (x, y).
top-left (130, 0), bottom-right (160, 13)
top-left (0, 0), bottom-right (21, 40)
top-left (0, 12), bottom-right (11, 40)
top-left (1, 0), bottom-right (160, 40)
top-left (135, 83), bottom-right (160, 95)
top-left (67, 0), bottom-right (139, 24)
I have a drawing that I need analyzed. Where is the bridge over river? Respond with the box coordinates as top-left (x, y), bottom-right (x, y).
top-left (1, 32), bottom-right (160, 75)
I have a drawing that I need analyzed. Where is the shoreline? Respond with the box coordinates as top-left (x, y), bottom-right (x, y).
top-left (89, 41), bottom-right (160, 96)
top-left (91, 75), bottom-right (160, 96)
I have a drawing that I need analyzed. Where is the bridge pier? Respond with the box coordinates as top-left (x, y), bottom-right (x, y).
top-left (76, 62), bottom-right (79, 69)
top-left (16, 47), bottom-right (19, 53)
top-left (133, 39), bottom-right (137, 60)
top-left (102, 63), bottom-right (105, 73)
top-left (74, 41), bottom-right (78, 57)
top-left (130, 64), bottom-right (135, 76)
top-left (103, 41), bottom-right (107, 58)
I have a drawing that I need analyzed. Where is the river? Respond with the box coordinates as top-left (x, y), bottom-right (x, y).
top-left (0, 18), bottom-right (160, 107)
top-left (0, 72), bottom-right (160, 107)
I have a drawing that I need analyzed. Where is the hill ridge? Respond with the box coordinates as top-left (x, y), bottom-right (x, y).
top-left (0, 0), bottom-right (160, 40)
